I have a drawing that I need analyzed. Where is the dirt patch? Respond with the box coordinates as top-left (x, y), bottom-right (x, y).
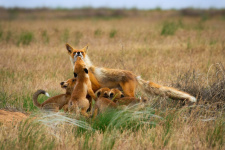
top-left (0, 110), bottom-right (28, 125)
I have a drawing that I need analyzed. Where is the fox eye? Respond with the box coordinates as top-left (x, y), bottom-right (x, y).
top-left (72, 79), bottom-right (75, 82)
top-left (74, 73), bottom-right (77, 78)
top-left (81, 52), bottom-right (84, 54)
top-left (73, 52), bottom-right (76, 55)
top-left (84, 68), bottom-right (88, 74)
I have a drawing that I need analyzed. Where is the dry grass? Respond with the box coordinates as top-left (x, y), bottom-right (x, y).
top-left (0, 9), bottom-right (225, 149)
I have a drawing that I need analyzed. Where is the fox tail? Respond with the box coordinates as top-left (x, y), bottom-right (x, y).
top-left (136, 76), bottom-right (197, 102)
top-left (32, 89), bottom-right (50, 107)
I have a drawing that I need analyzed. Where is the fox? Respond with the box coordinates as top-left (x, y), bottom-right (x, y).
top-left (92, 87), bottom-right (117, 119)
top-left (65, 44), bottom-right (197, 103)
top-left (109, 88), bottom-right (147, 106)
top-left (33, 78), bottom-right (76, 111)
top-left (68, 56), bottom-right (96, 117)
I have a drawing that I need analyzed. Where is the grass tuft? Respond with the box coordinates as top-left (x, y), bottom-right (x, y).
top-left (17, 31), bottom-right (34, 46)
top-left (161, 21), bottom-right (179, 36)
top-left (109, 29), bottom-right (117, 38)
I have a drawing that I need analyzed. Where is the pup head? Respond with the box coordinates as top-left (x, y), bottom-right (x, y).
top-left (73, 56), bottom-right (88, 78)
top-left (109, 88), bottom-right (124, 99)
top-left (95, 88), bottom-right (111, 98)
top-left (66, 43), bottom-right (88, 64)
top-left (60, 78), bottom-right (77, 93)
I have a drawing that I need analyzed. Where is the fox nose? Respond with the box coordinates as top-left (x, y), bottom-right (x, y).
top-left (77, 52), bottom-right (80, 55)
top-left (104, 93), bottom-right (108, 98)
top-left (60, 82), bottom-right (64, 85)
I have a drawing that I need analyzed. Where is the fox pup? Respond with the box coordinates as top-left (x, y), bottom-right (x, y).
top-left (33, 78), bottom-right (76, 111)
top-left (109, 88), bottom-right (147, 106)
top-left (65, 44), bottom-right (197, 103)
top-left (93, 87), bottom-right (117, 119)
top-left (68, 56), bottom-right (96, 117)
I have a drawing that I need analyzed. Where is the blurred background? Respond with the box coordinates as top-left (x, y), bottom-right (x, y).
top-left (0, 0), bottom-right (225, 9)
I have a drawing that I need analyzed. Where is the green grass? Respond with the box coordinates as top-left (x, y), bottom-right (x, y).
top-left (0, 119), bottom-right (55, 150)
top-left (206, 119), bottom-right (225, 148)
top-left (17, 31), bottom-right (34, 46)
top-left (161, 21), bottom-right (179, 36)
top-left (109, 29), bottom-right (117, 38)
top-left (94, 29), bottom-right (102, 36)
top-left (41, 30), bottom-right (49, 44)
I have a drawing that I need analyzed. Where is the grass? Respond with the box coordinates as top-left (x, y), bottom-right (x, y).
top-left (0, 9), bottom-right (225, 149)
top-left (41, 30), bottom-right (49, 44)
top-left (109, 29), bottom-right (117, 38)
top-left (17, 31), bottom-right (34, 46)
top-left (161, 21), bottom-right (179, 36)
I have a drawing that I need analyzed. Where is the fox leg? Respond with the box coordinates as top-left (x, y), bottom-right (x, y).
top-left (119, 81), bottom-right (136, 97)
top-left (93, 107), bottom-right (99, 119)
top-left (62, 104), bottom-right (69, 112)
top-left (88, 86), bottom-right (97, 101)
top-left (86, 95), bottom-right (92, 112)
top-left (81, 108), bottom-right (90, 118)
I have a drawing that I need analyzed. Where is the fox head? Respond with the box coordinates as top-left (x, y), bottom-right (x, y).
top-left (95, 88), bottom-right (111, 98)
top-left (109, 88), bottom-right (124, 100)
top-left (73, 56), bottom-right (89, 79)
top-left (60, 78), bottom-right (77, 94)
top-left (66, 43), bottom-right (88, 64)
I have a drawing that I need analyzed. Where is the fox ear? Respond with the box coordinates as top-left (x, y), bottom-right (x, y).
top-left (74, 73), bottom-right (77, 78)
top-left (84, 68), bottom-right (88, 74)
top-left (121, 94), bottom-right (125, 98)
top-left (66, 43), bottom-right (73, 54)
top-left (83, 45), bottom-right (88, 53)
top-left (96, 91), bottom-right (101, 97)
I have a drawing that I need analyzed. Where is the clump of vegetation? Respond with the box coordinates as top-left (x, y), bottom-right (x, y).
top-left (41, 30), bottom-right (49, 44)
top-left (5, 31), bottom-right (12, 43)
top-left (94, 29), bottom-right (102, 36)
top-left (109, 29), bottom-right (117, 38)
top-left (17, 31), bottom-right (34, 46)
top-left (161, 21), bottom-right (179, 36)
top-left (172, 63), bottom-right (225, 104)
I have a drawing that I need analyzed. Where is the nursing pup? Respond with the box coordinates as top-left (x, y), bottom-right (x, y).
top-left (66, 44), bottom-right (197, 103)
top-left (68, 56), bottom-right (96, 117)
top-left (92, 88), bottom-right (117, 119)
top-left (109, 88), bottom-right (147, 106)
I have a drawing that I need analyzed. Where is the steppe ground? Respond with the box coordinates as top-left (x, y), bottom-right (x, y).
top-left (0, 9), bottom-right (224, 149)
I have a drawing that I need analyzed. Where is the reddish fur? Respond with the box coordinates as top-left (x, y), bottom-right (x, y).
top-left (69, 57), bottom-right (96, 117)
top-left (66, 44), bottom-right (197, 103)
top-left (33, 78), bottom-right (76, 112)
top-left (93, 88), bottom-right (117, 119)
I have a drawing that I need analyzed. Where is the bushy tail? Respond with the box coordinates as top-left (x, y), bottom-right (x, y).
top-left (136, 76), bottom-right (197, 102)
top-left (33, 89), bottom-right (50, 107)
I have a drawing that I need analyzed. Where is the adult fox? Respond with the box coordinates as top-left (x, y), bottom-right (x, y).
top-left (65, 44), bottom-right (196, 102)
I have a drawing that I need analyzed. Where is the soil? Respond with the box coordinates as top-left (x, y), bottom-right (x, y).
top-left (0, 109), bottom-right (28, 125)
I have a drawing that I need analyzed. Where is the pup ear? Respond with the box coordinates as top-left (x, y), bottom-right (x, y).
top-left (84, 68), bottom-right (88, 74)
top-left (66, 43), bottom-right (73, 54)
top-left (96, 91), bottom-right (101, 97)
top-left (110, 92), bottom-right (114, 98)
top-left (121, 94), bottom-right (125, 98)
top-left (83, 45), bottom-right (88, 53)
top-left (74, 73), bottom-right (77, 78)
